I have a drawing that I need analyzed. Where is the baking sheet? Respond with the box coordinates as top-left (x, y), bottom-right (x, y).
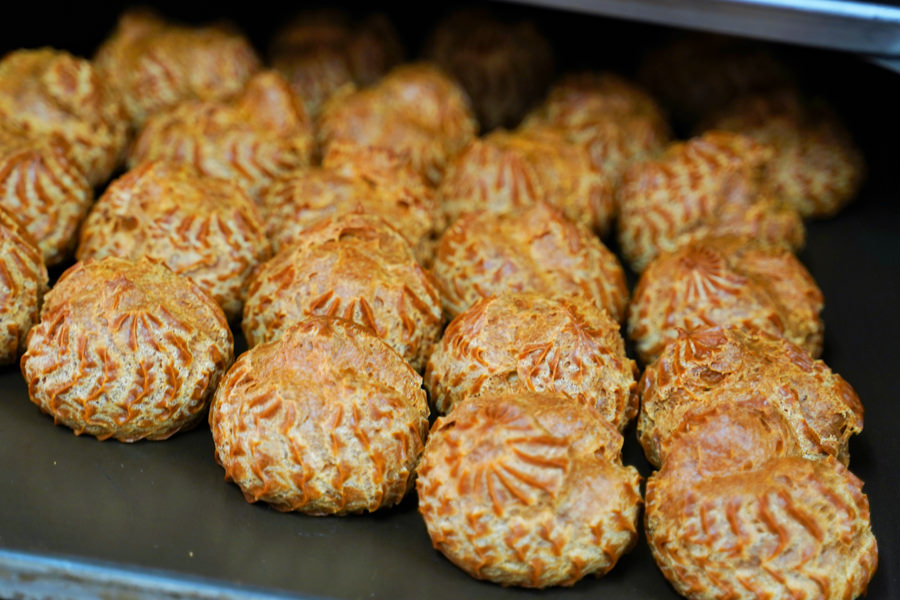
top-left (0, 4), bottom-right (898, 599)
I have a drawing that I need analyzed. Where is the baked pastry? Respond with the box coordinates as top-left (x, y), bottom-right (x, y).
top-left (210, 316), bottom-right (429, 514)
top-left (0, 124), bottom-right (92, 266)
top-left (94, 8), bottom-right (261, 127)
top-left (0, 48), bottom-right (128, 185)
top-left (425, 293), bottom-right (637, 429)
top-left (638, 33), bottom-right (792, 129)
top-left (317, 62), bottom-right (477, 186)
top-left (424, 8), bottom-right (554, 130)
top-left (270, 10), bottom-right (404, 119)
top-left (77, 161), bottom-right (272, 321)
top-left (21, 256), bottom-right (233, 442)
top-left (701, 88), bottom-right (865, 218)
top-left (262, 143), bottom-right (439, 264)
top-left (0, 207), bottom-right (48, 364)
top-left (438, 126), bottom-right (615, 236)
top-left (242, 213), bottom-right (443, 371)
top-left (628, 235), bottom-right (824, 365)
top-left (522, 71), bottom-right (670, 181)
top-left (617, 131), bottom-right (804, 272)
top-left (638, 325), bottom-right (863, 468)
top-left (645, 398), bottom-right (878, 600)
top-left (128, 71), bottom-right (314, 201)
top-left (417, 391), bottom-right (641, 588)
top-left (430, 202), bottom-right (628, 322)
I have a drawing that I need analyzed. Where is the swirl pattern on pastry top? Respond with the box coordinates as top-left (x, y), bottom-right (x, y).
top-left (439, 127), bottom-right (615, 236)
top-left (21, 257), bottom-right (233, 442)
top-left (0, 206), bottom-right (48, 364)
top-left (522, 71), bottom-right (670, 181)
top-left (94, 8), bottom-right (261, 127)
top-left (645, 399), bottom-right (877, 600)
top-left (617, 130), bottom-right (804, 272)
top-left (261, 143), bottom-right (439, 264)
top-left (701, 89), bottom-right (865, 218)
top-left (0, 48), bottom-right (128, 185)
top-left (0, 125), bottom-right (92, 266)
top-left (242, 213), bottom-right (443, 371)
top-left (431, 202), bottom-right (628, 322)
top-left (417, 392), bottom-right (641, 588)
top-left (129, 71), bottom-right (314, 202)
top-left (77, 160), bottom-right (272, 321)
top-left (628, 235), bottom-right (823, 365)
top-left (210, 316), bottom-right (429, 514)
top-left (638, 325), bottom-right (863, 467)
top-left (425, 293), bottom-right (637, 429)
top-left (317, 62), bottom-right (477, 186)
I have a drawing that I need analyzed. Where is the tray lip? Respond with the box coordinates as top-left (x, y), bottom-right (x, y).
top-left (0, 548), bottom-right (318, 600)
top-left (499, 0), bottom-right (900, 55)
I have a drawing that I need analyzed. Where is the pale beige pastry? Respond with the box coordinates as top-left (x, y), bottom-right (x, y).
top-left (417, 391), bottom-right (641, 588)
top-left (424, 8), bottom-right (554, 130)
top-left (425, 293), bottom-right (637, 429)
top-left (0, 207), bottom-right (47, 364)
top-left (431, 202), bottom-right (628, 322)
top-left (645, 398), bottom-right (878, 600)
top-left (0, 124), bottom-right (92, 266)
top-left (270, 10), bottom-right (404, 119)
top-left (628, 235), bottom-right (823, 365)
top-left (617, 131), bottom-right (804, 272)
top-left (317, 62), bottom-right (477, 186)
top-left (522, 71), bottom-right (670, 181)
top-left (210, 316), bottom-right (429, 514)
top-left (439, 126), bottom-right (615, 236)
top-left (21, 256), bottom-right (233, 442)
top-left (638, 325), bottom-right (863, 468)
top-left (261, 143), bottom-right (439, 264)
top-left (128, 71), bottom-right (314, 201)
top-left (77, 161), bottom-right (271, 321)
top-left (242, 213), bottom-right (443, 371)
top-left (94, 8), bottom-right (261, 127)
top-left (0, 48), bottom-right (128, 185)
top-left (701, 88), bottom-right (865, 218)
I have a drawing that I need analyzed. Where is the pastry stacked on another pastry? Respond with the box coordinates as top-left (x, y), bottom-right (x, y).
top-left (430, 202), bottom-right (628, 321)
top-left (438, 126), bottom-right (615, 236)
top-left (317, 63), bottom-right (477, 186)
top-left (270, 10), bottom-right (404, 120)
top-left (522, 71), bottom-right (670, 182)
top-left (242, 212), bottom-right (442, 371)
top-left (260, 143), bottom-right (439, 265)
top-left (700, 88), bottom-right (865, 218)
top-left (129, 71), bottom-right (314, 202)
top-left (21, 256), bottom-right (233, 442)
top-left (0, 207), bottom-right (47, 364)
top-left (210, 316), bottom-right (429, 515)
top-left (617, 131), bottom-right (804, 273)
top-left (77, 160), bottom-right (272, 321)
top-left (0, 48), bottom-right (128, 185)
top-left (425, 293), bottom-right (637, 429)
top-left (0, 124), bottom-right (92, 266)
top-left (417, 391), bottom-right (641, 587)
top-left (424, 8), bottom-right (554, 131)
top-left (94, 8), bottom-right (261, 128)
top-left (645, 397), bottom-right (877, 600)
top-left (628, 235), bottom-right (823, 365)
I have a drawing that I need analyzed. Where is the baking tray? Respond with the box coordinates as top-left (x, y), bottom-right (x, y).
top-left (1, 4), bottom-right (899, 599)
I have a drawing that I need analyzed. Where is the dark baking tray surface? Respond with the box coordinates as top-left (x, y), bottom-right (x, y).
top-left (1, 5), bottom-right (899, 600)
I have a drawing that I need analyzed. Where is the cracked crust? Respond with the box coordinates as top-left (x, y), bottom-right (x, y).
top-left (210, 316), bottom-right (428, 514)
top-left (417, 391), bottom-right (641, 588)
top-left (425, 293), bottom-right (636, 429)
top-left (20, 256), bottom-right (233, 442)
